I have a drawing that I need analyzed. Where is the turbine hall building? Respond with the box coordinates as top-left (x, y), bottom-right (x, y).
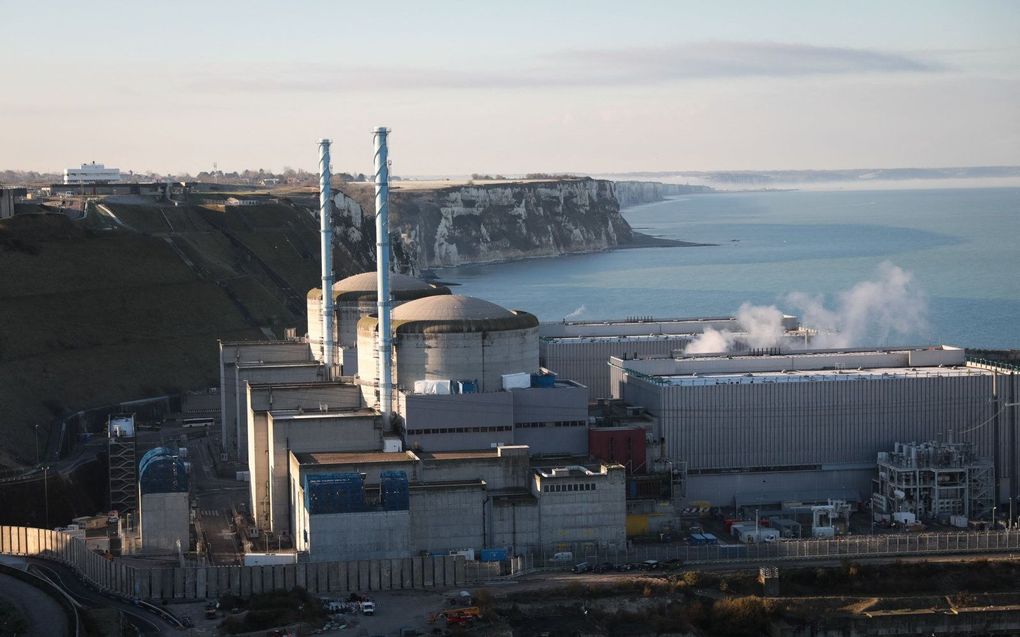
top-left (539, 314), bottom-right (807, 399)
top-left (610, 346), bottom-right (1020, 508)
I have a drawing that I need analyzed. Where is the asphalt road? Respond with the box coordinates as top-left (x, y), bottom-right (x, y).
top-left (27, 559), bottom-right (175, 635)
top-left (0, 571), bottom-right (69, 637)
top-left (187, 434), bottom-right (247, 565)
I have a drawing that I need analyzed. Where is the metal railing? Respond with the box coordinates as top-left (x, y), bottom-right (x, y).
top-left (518, 530), bottom-right (1020, 573)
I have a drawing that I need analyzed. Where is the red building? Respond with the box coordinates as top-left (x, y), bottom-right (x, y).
top-left (588, 426), bottom-right (646, 474)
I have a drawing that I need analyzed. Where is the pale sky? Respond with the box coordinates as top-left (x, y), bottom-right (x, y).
top-left (3, 0), bottom-right (1019, 176)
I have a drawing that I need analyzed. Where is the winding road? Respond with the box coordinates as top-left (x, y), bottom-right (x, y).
top-left (27, 560), bottom-right (175, 635)
top-left (0, 571), bottom-right (69, 637)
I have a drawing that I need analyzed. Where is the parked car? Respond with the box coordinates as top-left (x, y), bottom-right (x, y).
top-left (641, 560), bottom-right (660, 570)
top-left (572, 561), bottom-right (591, 573)
top-left (593, 562), bottom-right (615, 573)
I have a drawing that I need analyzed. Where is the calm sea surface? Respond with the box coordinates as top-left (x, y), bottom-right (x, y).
top-left (435, 188), bottom-right (1020, 349)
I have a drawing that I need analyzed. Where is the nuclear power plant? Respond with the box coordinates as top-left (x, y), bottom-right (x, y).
top-left (184, 128), bottom-right (1020, 565)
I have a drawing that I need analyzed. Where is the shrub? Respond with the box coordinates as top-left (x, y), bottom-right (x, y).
top-left (710, 596), bottom-right (774, 637)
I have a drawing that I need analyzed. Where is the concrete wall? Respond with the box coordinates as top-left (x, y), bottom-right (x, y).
top-left (360, 327), bottom-right (540, 403)
top-left (246, 382), bottom-right (363, 529)
top-left (0, 526), bottom-right (467, 601)
top-left (410, 486), bottom-right (485, 555)
top-left (401, 391), bottom-right (514, 452)
top-left (140, 492), bottom-right (190, 553)
top-left (420, 447), bottom-right (532, 492)
top-left (305, 511), bottom-right (411, 562)
top-left (248, 411), bottom-right (271, 529)
top-left (401, 384), bottom-right (588, 455)
top-left (535, 466), bottom-right (627, 550)
top-left (490, 498), bottom-right (540, 553)
top-left (218, 340), bottom-right (317, 459)
top-left (267, 412), bottom-right (381, 533)
top-left (512, 383), bottom-right (589, 456)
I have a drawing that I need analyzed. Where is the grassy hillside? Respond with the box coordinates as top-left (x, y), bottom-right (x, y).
top-left (0, 199), bottom-right (370, 468)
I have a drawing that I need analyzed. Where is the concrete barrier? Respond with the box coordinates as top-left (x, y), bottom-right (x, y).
top-left (0, 526), bottom-right (468, 602)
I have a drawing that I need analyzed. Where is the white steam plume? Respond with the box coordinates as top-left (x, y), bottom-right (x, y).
top-left (684, 262), bottom-right (928, 354)
top-left (684, 327), bottom-right (734, 354)
top-left (787, 262), bottom-right (927, 348)
top-left (564, 305), bottom-right (587, 320)
top-left (685, 303), bottom-right (786, 354)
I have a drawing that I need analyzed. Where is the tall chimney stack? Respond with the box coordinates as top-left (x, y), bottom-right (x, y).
top-left (318, 139), bottom-right (335, 378)
top-left (373, 127), bottom-right (392, 422)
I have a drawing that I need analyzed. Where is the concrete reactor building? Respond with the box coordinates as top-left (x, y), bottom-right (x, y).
top-left (307, 272), bottom-right (450, 375)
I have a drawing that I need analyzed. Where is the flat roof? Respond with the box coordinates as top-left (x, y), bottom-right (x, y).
top-left (661, 366), bottom-right (989, 386)
top-left (543, 333), bottom-right (696, 343)
top-left (272, 408), bottom-right (376, 421)
top-left (548, 315), bottom-right (740, 326)
top-left (534, 465), bottom-right (601, 478)
top-left (410, 480), bottom-right (486, 490)
top-left (294, 451), bottom-right (416, 466)
top-left (248, 380), bottom-right (355, 390)
top-left (417, 450), bottom-right (500, 462)
top-left (237, 361), bottom-right (319, 370)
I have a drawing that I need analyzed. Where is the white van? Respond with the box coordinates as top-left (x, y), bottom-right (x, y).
top-left (551, 551), bottom-right (574, 563)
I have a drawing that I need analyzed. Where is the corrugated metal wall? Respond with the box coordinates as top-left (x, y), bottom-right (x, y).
top-left (627, 373), bottom-right (1002, 471)
top-left (542, 338), bottom-right (689, 399)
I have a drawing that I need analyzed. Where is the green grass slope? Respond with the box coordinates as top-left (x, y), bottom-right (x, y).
top-left (0, 199), bottom-right (364, 468)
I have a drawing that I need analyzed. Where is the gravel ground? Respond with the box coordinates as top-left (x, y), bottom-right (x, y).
top-left (318, 590), bottom-right (451, 636)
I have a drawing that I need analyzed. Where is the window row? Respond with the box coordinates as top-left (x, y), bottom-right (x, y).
top-left (543, 482), bottom-right (596, 493)
top-left (517, 420), bottom-right (587, 429)
top-left (406, 425), bottom-right (513, 435)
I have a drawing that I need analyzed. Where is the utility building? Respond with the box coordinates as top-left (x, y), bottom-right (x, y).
top-left (138, 447), bottom-right (190, 553)
top-left (873, 441), bottom-right (994, 522)
top-left (288, 446), bottom-right (626, 562)
top-left (63, 162), bottom-right (121, 184)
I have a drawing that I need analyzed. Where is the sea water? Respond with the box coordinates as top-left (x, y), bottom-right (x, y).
top-left (435, 187), bottom-right (1020, 349)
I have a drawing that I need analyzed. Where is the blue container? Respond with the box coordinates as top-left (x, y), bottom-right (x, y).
top-left (380, 470), bottom-right (410, 511)
top-left (455, 380), bottom-right (477, 394)
top-left (702, 532), bottom-right (719, 545)
top-left (305, 472), bottom-right (365, 514)
top-left (689, 533), bottom-right (707, 545)
top-left (480, 548), bottom-right (508, 562)
top-left (530, 373), bottom-right (556, 388)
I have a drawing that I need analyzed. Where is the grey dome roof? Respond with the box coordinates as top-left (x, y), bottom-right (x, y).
top-left (336, 272), bottom-right (432, 294)
top-left (393, 295), bottom-right (514, 322)
top-left (360, 295), bottom-right (539, 334)
top-left (307, 272), bottom-right (450, 301)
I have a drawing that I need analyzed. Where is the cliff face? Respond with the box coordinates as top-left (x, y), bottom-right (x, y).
top-left (614, 180), bottom-right (714, 208)
top-left (338, 178), bottom-right (632, 271)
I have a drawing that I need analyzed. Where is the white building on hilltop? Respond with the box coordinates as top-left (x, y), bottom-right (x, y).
top-left (64, 162), bottom-right (121, 184)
